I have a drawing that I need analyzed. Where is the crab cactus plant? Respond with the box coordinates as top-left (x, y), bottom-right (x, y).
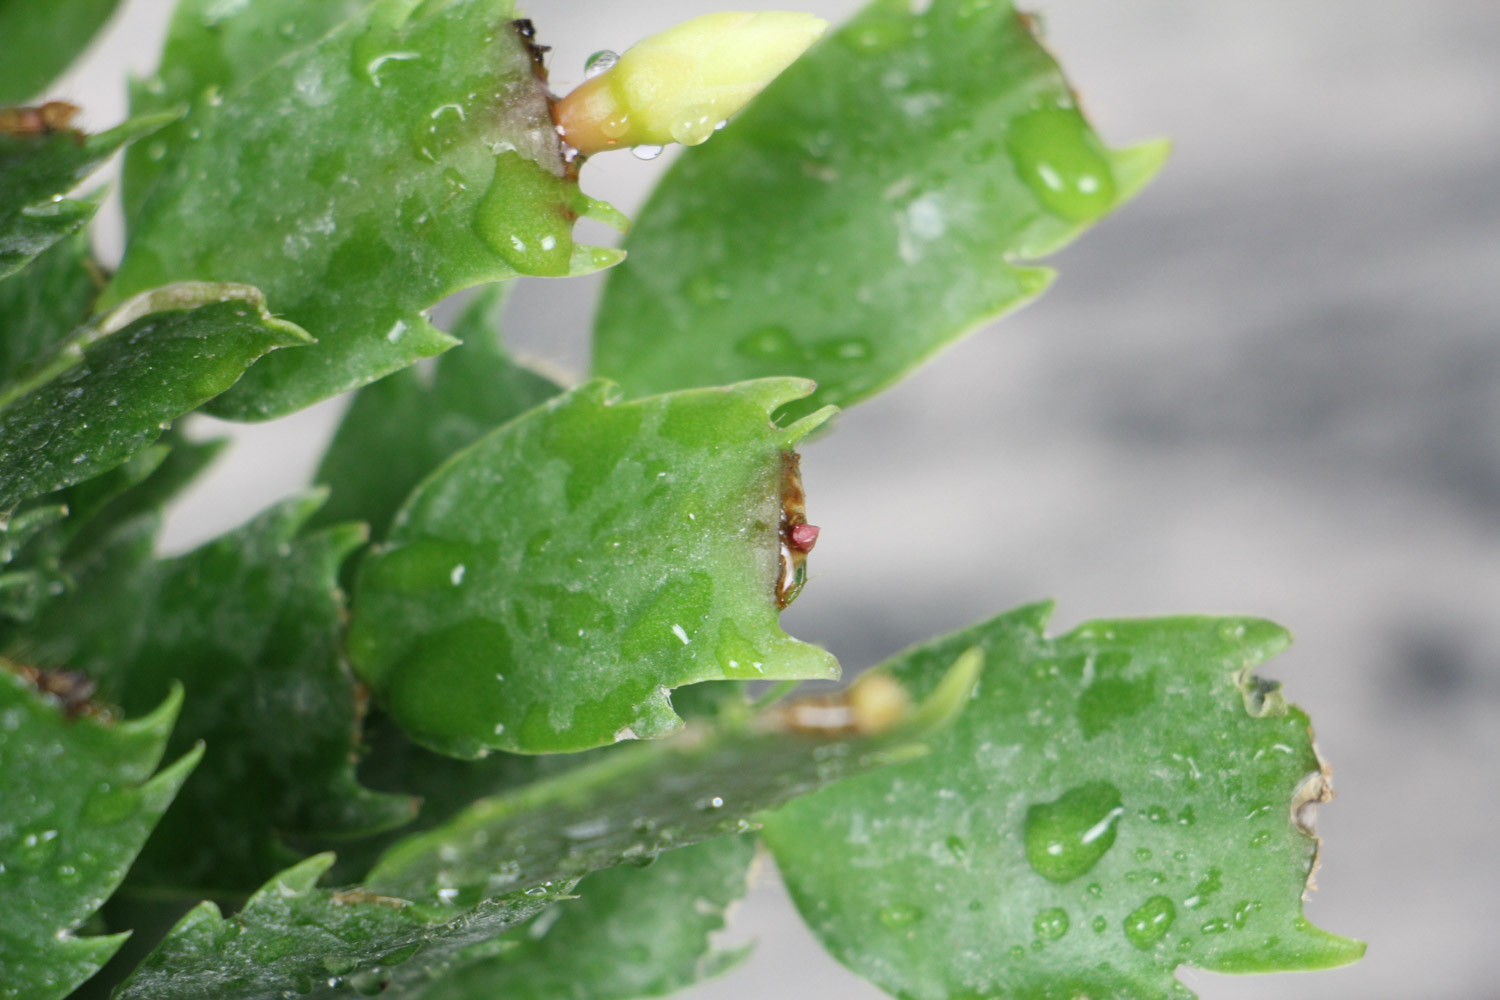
top-left (0, 2), bottom-right (1361, 999)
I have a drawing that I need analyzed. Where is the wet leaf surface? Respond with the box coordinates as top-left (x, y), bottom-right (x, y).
top-left (107, 0), bottom-right (621, 421)
top-left (762, 604), bottom-right (1364, 1000)
top-left (593, 0), bottom-right (1165, 421)
top-left (349, 377), bottom-right (840, 756)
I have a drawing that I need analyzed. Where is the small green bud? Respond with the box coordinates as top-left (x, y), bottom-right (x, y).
top-left (555, 11), bottom-right (828, 156)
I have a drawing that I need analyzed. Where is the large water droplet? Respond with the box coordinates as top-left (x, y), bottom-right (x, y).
top-left (1123, 895), bottom-right (1175, 950)
top-left (1023, 781), bottom-right (1123, 883)
top-left (1034, 907), bottom-right (1069, 941)
top-left (1005, 105), bottom-right (1117, 222)
top-left (584, 50), bottom-right (619, 79)
top-left (630, 144), bottom-right (664, 161)
top-left (475, 153), bottom-right (575, 276)
top-left (670, 104), bottom-right (719, 147)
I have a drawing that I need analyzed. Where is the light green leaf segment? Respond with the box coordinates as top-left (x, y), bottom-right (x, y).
top-left (118, 657), bottom-right (977, 999)
top-left (0, 666), bottom-right (200, 1000)
top-left (0, 281), bottom-right (309, 508)
top-left (350, 377), bottom-right (840, 756)
top-left (594, 0), bottom-right (1168, 420)
top-left (0, 110), bottom-right (174, 279)
top-left (0, 0), bottom-right (125, 104)
top-left (107, 0), bottom-right (624, 422)
top-left (763, 605), bottom-right (1364, 1000)
top-left (12, 495), bottom-right (414, 896)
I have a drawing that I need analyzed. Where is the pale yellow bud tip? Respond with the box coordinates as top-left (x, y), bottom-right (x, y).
top-left (555, 11), bottom-right (829, 157)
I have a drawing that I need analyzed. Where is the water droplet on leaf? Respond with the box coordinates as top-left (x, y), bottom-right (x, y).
top-left (1123, 895), bottom-right (1175, 950)
top-left (1006, 105), bottom-right (1117, 222)
top-left (1034, 907), bottom-right (1069, 940)
top-left (1024, 781), bottom-right (1123, 883)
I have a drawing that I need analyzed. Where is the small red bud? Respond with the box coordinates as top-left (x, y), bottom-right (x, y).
top-left (789, 523), bottom-right (820, 552)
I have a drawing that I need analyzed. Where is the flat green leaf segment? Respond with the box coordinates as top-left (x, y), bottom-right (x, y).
top-left (314, 285), bottom-right (562, 539)
top-left (762, 605), bottom-right (1364, 1000)
top-left (113, 853), bottom-right (568, 1000)
top-left (366, 652), bottom-right (979, 905)
top-left (0, 0), bottom-right (124, 103)
top-left (0, 282), bottom-right (309, 508)
top-left (416, 835), bottom-right (757, 1000)
top-left (121, 0), bottom-right (371, 222)
top-left (106, 0), bottom-right (624, 422)
top-left (593, 0), bottom-right (1168, 420)
top-left (0, 110), bottom-right (173, 279)
top-left (12, 495), bottom-right (413, 895)
top-left (349, 377), bottom-right (840, 756)
top-left (119, 665), bottom-right (975, 1000)
top-left (0, 667), bottom-right (199, 1000)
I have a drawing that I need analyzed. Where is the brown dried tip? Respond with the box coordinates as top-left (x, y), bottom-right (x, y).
top-left (9, 662), bottom-right (102, 719)
top-left (0, 101), bottom-right (80, 136)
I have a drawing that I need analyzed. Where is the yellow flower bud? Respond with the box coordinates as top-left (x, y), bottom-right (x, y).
top-left (555, 11), bottom-right (828, 156)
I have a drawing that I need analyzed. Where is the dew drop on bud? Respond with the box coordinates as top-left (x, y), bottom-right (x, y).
top-left (584, 50), bottom-right (619, 79)
top-left (630, 144), bottom-right (665, 161)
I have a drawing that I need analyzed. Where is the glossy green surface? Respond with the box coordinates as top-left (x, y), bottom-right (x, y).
top-left (762, 605), bottom-right (1364, 1000)
top-left (314, 285), bottom-right (561, 539)
top-left (0, 669), bottom-right (198, 1000)
top-left (121, 0), bottom-right (370, 222)
top-left (366, 649), bottom-right (978, 905)
top-left (593, 0), bottom-right (1167, 421)
top-left (0, 282), bottom-right (308, 508)
top-left (13, 496), bottom-right (414, 895)
top-left (0, 0), bottom-right (124, 103)
top-left (0, 112), bottom-right (173, 279)
top-left (418, 836), bottom-right (757, 1000)
top-left (106, 0), bottom-right (621, 421)
top-left (349, 377), bottom-right (840, 756)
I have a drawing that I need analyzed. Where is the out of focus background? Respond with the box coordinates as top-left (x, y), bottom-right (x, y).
top-left (44, 1), bottom-right (1500, 997)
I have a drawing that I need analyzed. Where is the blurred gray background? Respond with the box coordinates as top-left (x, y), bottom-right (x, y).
top-left (45, 1), bottom-right (1500, 997)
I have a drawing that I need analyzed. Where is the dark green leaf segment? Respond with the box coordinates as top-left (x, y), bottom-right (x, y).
top-left (763, 605), bottom-right (1364, 1000)
top-left (0, 282), bottom-right (308, 508)
top-left (0, 110), bottom-right (174, 279)
top-left (0, 667), bottom-right (199, 1000)
top-left (350, 377), bottom-right (840, 756)
top-left (13, 495), bottom-right (413, 895)
top-left (117, 659), bottom-right (977, 999)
